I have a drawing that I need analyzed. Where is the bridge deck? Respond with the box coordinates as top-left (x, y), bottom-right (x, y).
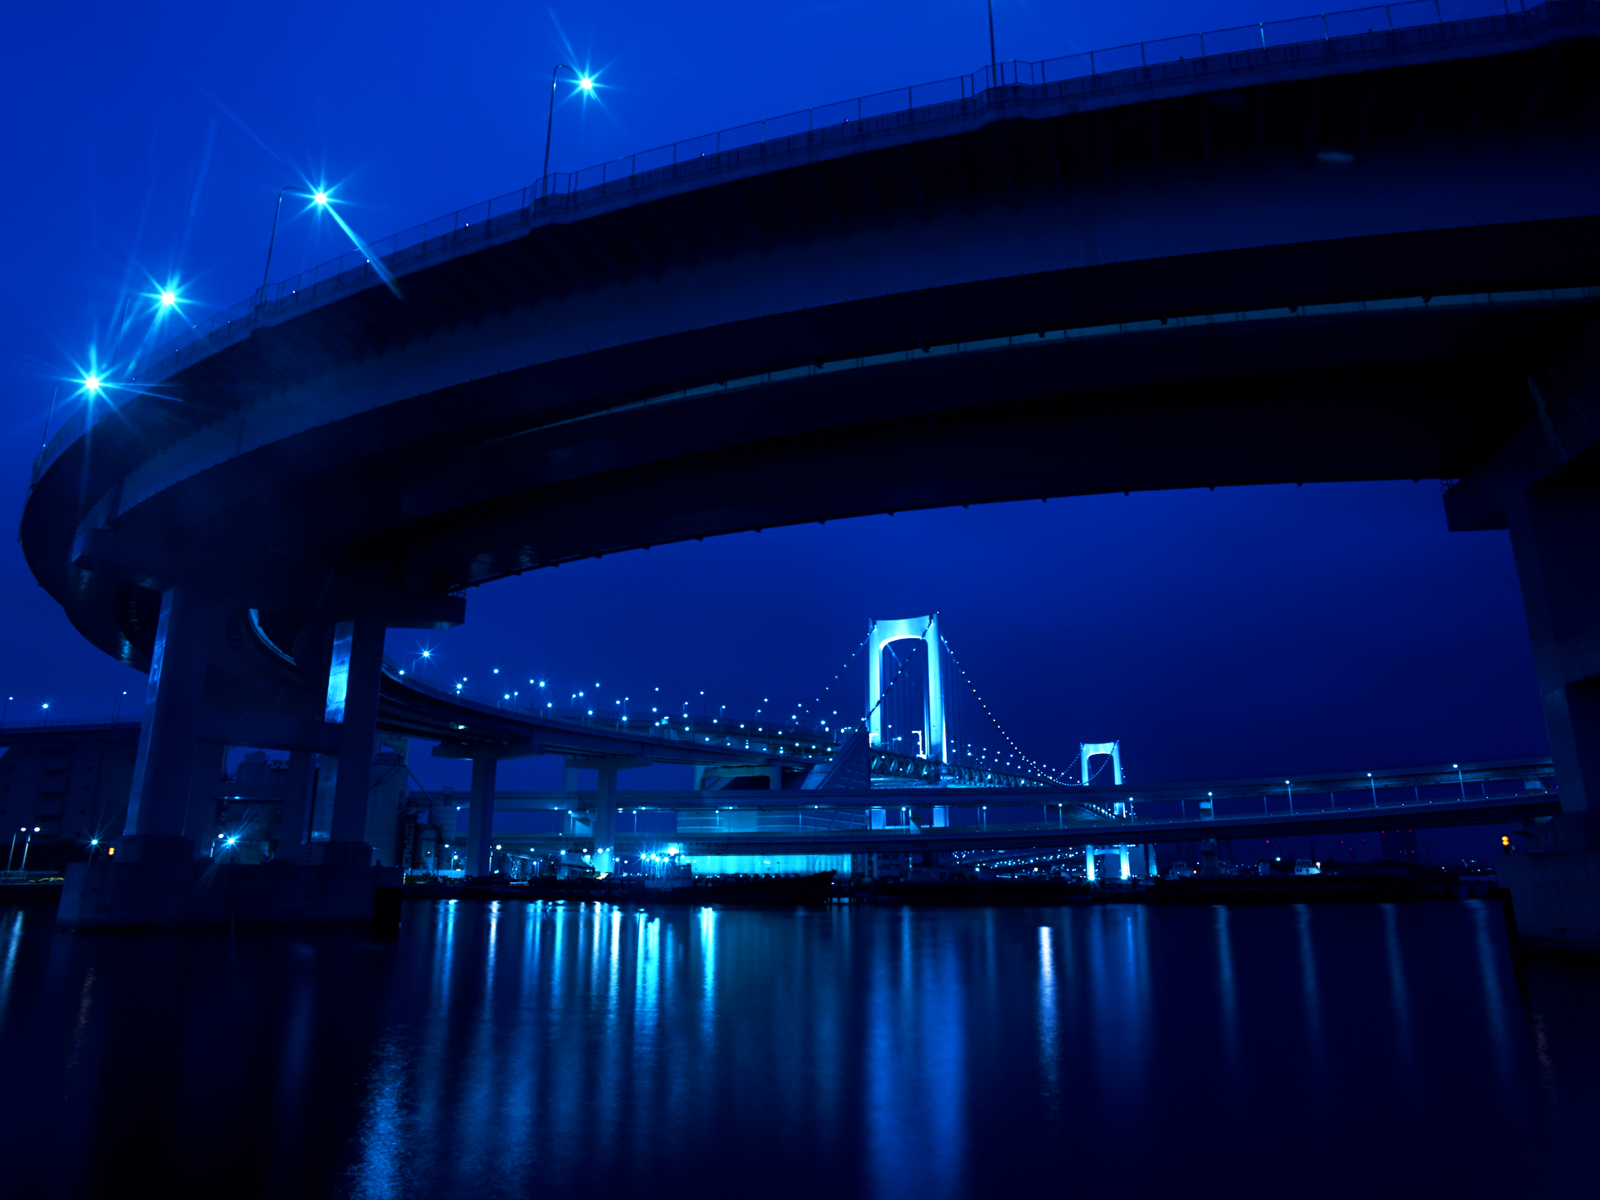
top-left (492, 792), bottom-right (1556, 856)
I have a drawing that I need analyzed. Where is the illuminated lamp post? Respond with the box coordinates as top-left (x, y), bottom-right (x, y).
top-left (986, 0), bottom-right (999, 86)
top-left (18, 826), bottom-right (40, 873)
top-left (257, 186), bottom-right (330, 306)
top-left (539, 65), bottom-right (595, 199)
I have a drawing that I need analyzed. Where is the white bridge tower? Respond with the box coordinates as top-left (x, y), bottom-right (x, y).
top-left (867, 615), bottom-right (946, 764)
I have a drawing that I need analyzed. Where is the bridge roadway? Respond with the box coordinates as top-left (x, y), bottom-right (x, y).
top-left (494, 792), bottom-right (1559, 858)
top-left (26, 4), bottom-right (1600, 668)
top-left (28, 4), bottom-right (1600, 939)
top-left (475, 756), bottom-right (1556, 854)
top-left (376, 660), bottom-right (824, 767)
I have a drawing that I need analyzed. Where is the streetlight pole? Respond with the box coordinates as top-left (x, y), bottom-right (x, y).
top-left (1286, 779), bottom-right (1294, 815)
top-left (6, 828), bottom-right (19, 874)
top-left (1454, 763), bottom-right (1465, 801)
top-left (18, 827), bottom-right (38, 873)
top-left (541, 65), bottom-right (594, 200)
top-left (258, 185), bottom-right (328, 307)
top-left (987, 0), bottom-right (1000, 86)
top-left (1368, 772), bottom-right (1378, 808)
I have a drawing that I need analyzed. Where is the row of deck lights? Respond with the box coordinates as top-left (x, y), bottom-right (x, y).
top-left (59, 67), bottom-right (599, 416)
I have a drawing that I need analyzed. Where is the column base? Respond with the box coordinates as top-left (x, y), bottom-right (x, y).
top-left (57, 858), bottom-right (401, 930)
top-left (298, 839), bottom-right (374, 867)
top-left (112, 834), bottom-right (197, 863)
top-left (1501, 813), bottom-right (1600, 953)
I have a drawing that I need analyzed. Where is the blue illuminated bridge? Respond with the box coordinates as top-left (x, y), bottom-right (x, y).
top-left (23, 4), bottom-right (1600, 942)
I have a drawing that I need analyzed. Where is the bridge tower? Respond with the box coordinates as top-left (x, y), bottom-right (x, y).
top-left (867, 616), bottom-right (946, 764)
top-left (1081, 741), bottom-right (1123, 787)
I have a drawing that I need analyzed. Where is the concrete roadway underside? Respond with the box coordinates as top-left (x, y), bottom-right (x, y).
top-left (24, 5), bottom-right (1600, 939)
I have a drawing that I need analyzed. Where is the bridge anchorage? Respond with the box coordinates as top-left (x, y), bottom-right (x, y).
top-left (24, 2), bottom-right (1600, 942)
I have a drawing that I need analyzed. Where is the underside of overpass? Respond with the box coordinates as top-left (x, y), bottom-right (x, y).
top-left (27, 3), bottom-right (1600, 939)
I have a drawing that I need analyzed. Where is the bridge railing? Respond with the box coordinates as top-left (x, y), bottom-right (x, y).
top-left (386, 659), bottom-right (836, 756)
top-left (94, 0), bottom-right (1551, 471)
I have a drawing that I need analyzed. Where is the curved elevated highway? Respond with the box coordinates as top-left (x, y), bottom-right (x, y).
top-left (27, 5), bottom-right (1600, 925)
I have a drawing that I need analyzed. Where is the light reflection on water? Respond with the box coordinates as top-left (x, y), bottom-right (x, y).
top-left (0, 899), bottom-right (1595, 1197)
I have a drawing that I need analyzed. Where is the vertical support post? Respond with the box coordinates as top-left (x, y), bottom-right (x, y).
top-left (327, 615), bottom-right (384, 857)
top-left (1119, 845), bottom-right (1131, 881)
top-left (123, 586), bottom-right (219, 858)
top-left (182, 742), bottom-right (227, 848)
top-left (467, 754), bottom-right (498, 878)
top-left (1085, 845), bottom-right (1097, 882)
top-left (593, 763), bottom-right (618, 874)
top-left (277, 751), bottom-right (315, 859)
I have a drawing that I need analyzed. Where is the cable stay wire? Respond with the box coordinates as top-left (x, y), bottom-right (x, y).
top-left (939, 632), bottom-right (1082, 786)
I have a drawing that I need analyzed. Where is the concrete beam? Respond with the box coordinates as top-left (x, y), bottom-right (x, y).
top-left (195, 711), bottom-right (341, 754)
top-left (562, 755), bottom-right (653, 771)
top-left (432, 741), bottom-right (544, 760)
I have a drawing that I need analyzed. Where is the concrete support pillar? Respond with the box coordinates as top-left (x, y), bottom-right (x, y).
top-left (1084, 845), bottom-right (1097, 883)
top-left (467, 755), bottom-right (498, 878)
top-left (1494, 483), bottom-right (1600, 947)
top-left (276, 752), bottom-right (315, 858)
top-left (123, 586), bottom-right (221, 858)
top-left (1506, 487), bottom-right (1600, 812)
top-left (932, 805), bottom-right (950, 828)
top-left (183, 743), bottom-right (227, 848)
top-left (563, 765), bottom-right (583, 793)
top-left (766, 765), bottom-right (782, 792)
top-left (1118, 845), bottom-right (1130, 881)
top-left (593, 763), bottom-right (618, 874)
top-left (326, 615), bottom-right (384, 857)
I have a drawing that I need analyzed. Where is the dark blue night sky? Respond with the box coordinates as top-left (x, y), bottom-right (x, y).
top-left (0, 1), bottom-right (1547, 796)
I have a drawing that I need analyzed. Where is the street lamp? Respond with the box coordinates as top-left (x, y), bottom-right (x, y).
top-left (18, 827), bottom-right (39, 873)
top-left (986, 0), bottom-right (1000, 86)
top-left (1368, 772), bottom-right (1378, 807)
top-left (6, 827), bottom-right (21, 874)
top-left (258, 186), bottom-right (331, 306)
top-left (1454, 763), bottom-right (1465, 801)
top-left (540, 64), bottom-right (595, 198)
top-left (1286, 779), bottom-right (1294, 815)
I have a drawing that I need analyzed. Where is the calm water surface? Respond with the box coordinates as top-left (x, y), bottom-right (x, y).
top-left (0, 898), bottom-right (1594, 1197)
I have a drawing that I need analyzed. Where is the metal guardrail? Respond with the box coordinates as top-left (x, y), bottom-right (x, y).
top-left (36, 0), bottom-right (1554, 483)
